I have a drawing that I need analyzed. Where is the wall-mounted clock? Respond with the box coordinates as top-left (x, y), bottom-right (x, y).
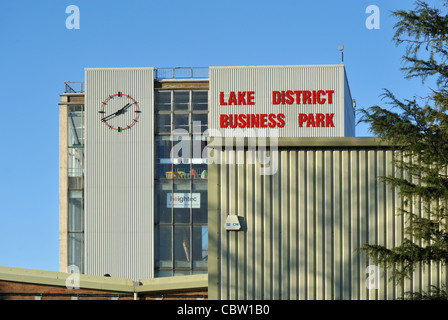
top-left (99, 92), bottom-right (141, 132)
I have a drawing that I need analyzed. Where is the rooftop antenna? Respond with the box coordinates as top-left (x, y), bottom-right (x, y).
top-left (339, 45), bottom-right (344, 64)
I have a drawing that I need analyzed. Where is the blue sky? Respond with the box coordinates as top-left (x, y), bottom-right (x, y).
top-left (0, 0), bottom-right (442, 272)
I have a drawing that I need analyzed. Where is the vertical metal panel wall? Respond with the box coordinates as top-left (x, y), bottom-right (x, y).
top-left (208, 138), bottom-right (448, 300)
top-left (209, 65), bottom-right (355, 138)
top-left (85, 68), bottom-right (154, 280)
top-left (343, 69), bottom-right (355, 137)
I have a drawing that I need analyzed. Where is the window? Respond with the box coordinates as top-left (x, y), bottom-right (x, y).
top-left (192, 113), bottom-right (208, 133)
top-left (68, 106), bottom-right (84, 177)
top-left (192, 91), bottom-right (208, 111)
top-left (68, 107), bottom-right (84, 146)
top-left (68, 233), bottom-right (83, 272)
top-left (155, 90), bottom-right (208, 135)
top-left (173, 113), bottom-right (189, 132)
top-left (68, 191), bottom-right (84, 272)
top-left (155, 91), bottom-right (171, 111)
top-left (174, 91), bottom-right (189, 111)
top-left (68, 148), bottom-right (83, 177)
top-left (67, 105), bottom-right (84, 273)
top-left (68, 191), bottom-right (83, 232)
top-left (154, 180), bottom-right (208, 276)
top-left (154, 90), bottom-right (208, 277)
top-left (156, 113), bottom-right (171, 134)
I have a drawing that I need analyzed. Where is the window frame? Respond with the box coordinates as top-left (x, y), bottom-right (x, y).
top-left (154, 89), bottom-right (208, 277)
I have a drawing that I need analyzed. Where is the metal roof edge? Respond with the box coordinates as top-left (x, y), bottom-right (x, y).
top-left (0, 266), bottom-right (207, 294)
top-left (156, 78), bottom-right (209, 82)
top-left (135, 274), bottom-right (208, 293)
top-left (84, 67), bottom-right (155, 71)
top-left (206, 136), bottom-right (389, 148)
top-left (209, 64), bottom-right (343, 69)
top-left (0, 266), bottom-right (135, 292)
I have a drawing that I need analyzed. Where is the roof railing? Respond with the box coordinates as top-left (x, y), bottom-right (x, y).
top-left (65, 82), bottom-right (84, 93)
top-left (154, 67), bottom-right (208, 80)
top-left (64, 67), bottom-right (209, 91)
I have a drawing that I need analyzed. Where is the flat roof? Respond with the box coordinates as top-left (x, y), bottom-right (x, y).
top-left (0, 266), bottom-right (207, 294)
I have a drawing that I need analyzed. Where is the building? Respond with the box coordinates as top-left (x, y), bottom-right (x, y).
top-left (59, 68), bottom-right (210, 280)
top-left (54, 65), bottom-right (448, 300)
top-left (0, 266), bottom-right (207, 300)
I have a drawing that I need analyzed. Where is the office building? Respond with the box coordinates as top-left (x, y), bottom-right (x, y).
top-left (56, 65), bottom-right (447, 300)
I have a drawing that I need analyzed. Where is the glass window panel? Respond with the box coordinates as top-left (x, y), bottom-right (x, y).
top-left (68, 148), bottom-right (84, 177)
top-left (156, 113), bottom-right (171, 133)
top-left (155, 225), bottom-right (172, 268)
top-left (68, 177), bottom-right (83, 190)
top-left (192, 91), bottom-right (208, 111)
top-left (192, 114), bottom-right (208, 134)
top-left (172, 136), bottom-right (191, 177)
top-left (68, 191), bottom-right (83, 232)
top-left (68, 233), bottom-right (83, 272)
top-left (155, 136), bottom-right (173, 179)
top-left (172, 165), bottom-right (190, 180)
top-left (155, 270), bottom-right (173, 278)
top-left (154, 89), bottom-right (210, 277)
top-left (173, 182), bottom-right (191, 223)
top-left (68, 111), bottom-right (84, 147)
top-left (192, 136), bottom-right (207, 178)
top-left (155, 136), bottom-right (172, 160)
top-left (191, 136), bottom-right (207, 177)
top-left (68, 104), bottom-right (84, 112)
top-left (174, 225), bottom-right (190, 268)
top-left (192, 163), bottom-right (207, 179)
top-left (155, 181), bottom-right (172, 223)
top-left (157, 164), bottom-right (173, 179)
top-left (173, 91), bottom-right (189, 111)
top-left (173, 113), bottom-right (189, 132)
top-left (192, 181), bottom-right (207, 223)
top-left (156, 91), bottom-right (171, 111)
top-left (193, 225), bottom-right (208, 268)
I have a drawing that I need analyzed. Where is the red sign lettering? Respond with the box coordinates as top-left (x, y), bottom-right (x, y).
top-left (272, 90), bottom-right (334, 105)
top-left (218, 90), bottom-right (336, 131)
top-left (219, 91), bottom-right (256, 105)
top-left (220, 113), bottom-right (285, 129)
top-left (298, 113), bottom-right (335, 127)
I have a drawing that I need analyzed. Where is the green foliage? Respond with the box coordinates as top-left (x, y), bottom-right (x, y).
top-left (401, 285), bottom-right (448, 300)
top-left (358, 1), bottom-right (448, 297)
top-left (392, 0), bottom-right (448, 87)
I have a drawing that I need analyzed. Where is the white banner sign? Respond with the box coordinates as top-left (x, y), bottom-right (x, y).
top-left (167, 193), bottom-right (201, 208)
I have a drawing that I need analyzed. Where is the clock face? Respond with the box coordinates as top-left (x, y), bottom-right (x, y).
top-left (99, 92), bottom-right (140, 132)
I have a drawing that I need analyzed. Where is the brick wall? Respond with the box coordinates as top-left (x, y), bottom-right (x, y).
top-left (0, 280), bottom-right (207, 300)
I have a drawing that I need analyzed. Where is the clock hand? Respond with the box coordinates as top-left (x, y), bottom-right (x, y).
top-left (102, 103), bottom-right (131, 121)
top-left (116, 103), bottom-right (131, 115)
top-left (102, 112), bottom-right (118, 122)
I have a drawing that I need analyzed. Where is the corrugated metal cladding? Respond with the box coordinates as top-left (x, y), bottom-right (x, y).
top-left (209, 65), bottom-right (355, 138)
top-left (84, 68), bottom-right (154, 280)
top-left (208, 138), bottom-right (448, 300)
top-left (343, 69), bottom-right (355, 137)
